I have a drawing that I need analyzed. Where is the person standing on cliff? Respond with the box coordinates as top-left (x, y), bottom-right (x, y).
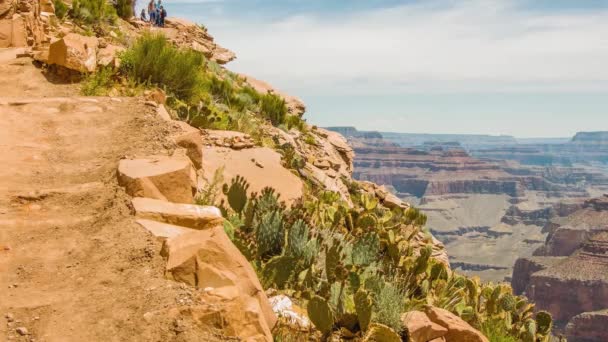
top-left (147, 0), bottom-right (155, 23)
top-left (159, 5), bottom-right (166, 27)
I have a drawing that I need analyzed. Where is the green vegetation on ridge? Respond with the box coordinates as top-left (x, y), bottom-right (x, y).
top-left (216, 175), bottom-right (555, 341)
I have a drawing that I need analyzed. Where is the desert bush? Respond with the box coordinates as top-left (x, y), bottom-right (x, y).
top-left (259, 92), bottom-right (287, 126)
top-left (480, 319), bottom-right (518, 342)
top-left (114, 0), bottom-right (133, 19)
top-left (120, 34), bottom-right (205, 100)
top-left (71, 0), bottom-right (117, 25)
top-left (372, 282), bottom-right (405, 333)
top-left (54, 0), bottom-right (69, 19)
top-left (81, 67), bottom-right (115, 96)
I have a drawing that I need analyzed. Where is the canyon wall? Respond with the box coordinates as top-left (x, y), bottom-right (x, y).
top-left (511, 196), bottom-right (608, 341)
top-left (328, 127), bottom-right (608, 282)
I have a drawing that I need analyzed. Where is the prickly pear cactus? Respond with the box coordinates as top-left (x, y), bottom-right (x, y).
top-left (222, 175), bottom-right (249, 213)
top-left (255, 210), bottom-right (283, 258)
top-left (261, 255), bottom-right (295, 288)
top-left (360, 193), bottom-right (379, 212)
top-left (287, 219), bottom-right (309, 258)
top-left (362, 323), bottom-right (401, 342)
top-left (307, 295), bottom-right (334, 335)
top-left (520, 318), bottom-right (537, 342)
top-left (499, 292), bottom-right (516, 312)
top-left (535, 311), bottom-right (553, 336)
top-left (325, 238), bottom-right (343, 283)
top-left (354, 289), bottom-right (373, 331)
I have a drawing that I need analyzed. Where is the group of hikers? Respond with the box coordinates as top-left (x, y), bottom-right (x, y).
top-left (139, 0), bottom-right (167, 27)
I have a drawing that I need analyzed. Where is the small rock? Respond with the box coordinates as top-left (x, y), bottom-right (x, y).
top-left (16, 327), bottom-right (28, 335)
top-left (6, 313), bottom-right (14, 322)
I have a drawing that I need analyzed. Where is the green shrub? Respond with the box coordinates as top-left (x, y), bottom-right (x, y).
top-left (81, 67), bottom-right (115, 96)
top-left (481, 319), bottom-right (518, 342)
top-left (115, 0), bottom-right (133, 19)
top-left (120, 34), bottom-right (205, 100)
top-left (259, 92), bottom-right (287, 126)
top-left (54, 0), bottom-right (69, 19)
top-left (373, 282), bottom-right (405, 334)
top-left (71, 0), bottom-right (117, 25)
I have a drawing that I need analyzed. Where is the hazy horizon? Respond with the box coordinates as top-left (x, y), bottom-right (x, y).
top-left (164, 0), bottom-right (608, 138)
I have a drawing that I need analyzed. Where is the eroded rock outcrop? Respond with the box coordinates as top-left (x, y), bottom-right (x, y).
top-left (511, 195), bottom-right (608, 340)
top-left (160, 17), bottom-right (236, 65)
top-left (240, 74), bottom-right (306, 117)
top-left (0, 0), bottom-right (46, 48)
top-left (565, 310), bottom-right (608, 342)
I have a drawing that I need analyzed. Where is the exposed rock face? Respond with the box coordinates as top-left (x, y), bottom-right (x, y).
top-left (117, 156), bottom-right (197, 204)
top-left (201, 143), bottom-right (304, 205)
top-left (47, 33), bottom-right (99, 72)
top-left (0, 0), bottom-right (46, 48)
top-left (329, 126), bottom-right (608, 282)
top-left (161, 225), bottom-right (277, 340)
top-left (240, 74), bottom-right (306, 117)
top-left (161, 17), bottom-right (236, 64)
top-left (511, 256), bottom-right (565, 295)
top-left (565, 310), bottom-right (608, 342)
top-left (511, 196), bottom-right (608, 340)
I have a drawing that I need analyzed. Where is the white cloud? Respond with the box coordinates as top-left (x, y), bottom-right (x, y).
top-left (204, 0), bottom-right (608, 95)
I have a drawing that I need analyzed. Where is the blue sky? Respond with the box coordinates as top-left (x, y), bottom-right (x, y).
top-left (164, 0), bottom-right (608, 138)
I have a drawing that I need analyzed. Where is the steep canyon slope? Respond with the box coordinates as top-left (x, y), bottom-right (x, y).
top-left (329, 127), bottom-right (608, 282)
top-left (511, 196), bottom-right (608, 342)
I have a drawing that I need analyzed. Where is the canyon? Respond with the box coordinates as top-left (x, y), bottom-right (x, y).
top-left (511, 196), bottom-right (608, 341)
top-left (328, 127), bottom-right (608, 283)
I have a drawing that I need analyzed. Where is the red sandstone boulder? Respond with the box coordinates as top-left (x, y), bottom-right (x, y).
top-left (402, 310), bottom-right (448, 342)
top-left (48, 33), bottom-right (99, 72)
top-left (425, 307), bottom-right (488, 342)
top-left (161, 225), bottom-right (277, 340)
top-left (118, 156), bottom-right (197, 203)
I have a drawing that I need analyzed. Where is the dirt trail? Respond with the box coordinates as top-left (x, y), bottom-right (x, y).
top-left (0, 52), bottom-right (197, 341)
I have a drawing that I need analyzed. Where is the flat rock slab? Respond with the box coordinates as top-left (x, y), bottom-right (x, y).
top-left (118, 156), bottom-right (196, 204)
top-left (202, 147), bottom-right (303, 205)
top-left (132, 197), bottom-right (222, 230)
top-left (135, 219), bottom-right (195, 241)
